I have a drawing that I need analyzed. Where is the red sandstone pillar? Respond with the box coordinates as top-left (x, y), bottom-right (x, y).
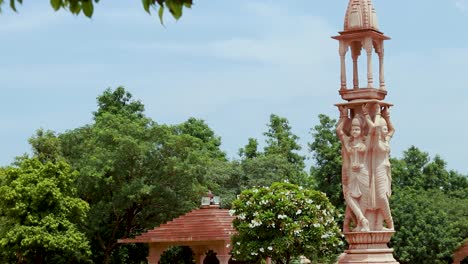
top-left (147, 244), bottom-right (165, 264)
top-left (217, 255), bottom-right (231, 264)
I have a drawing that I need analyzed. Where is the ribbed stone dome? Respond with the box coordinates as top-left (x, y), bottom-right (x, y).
top-left (344, 0), bottom-right (379, 31)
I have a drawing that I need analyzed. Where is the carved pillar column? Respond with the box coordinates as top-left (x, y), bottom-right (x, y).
top-left (378, 41), bottom-right (386, 90)
top-left (217, 255), bottom-right (231, 264)
top-left (339, 41), bottom-right (349, 90)
top-left (147, 244), bottom-right (165, 264)
top-left (351, 42), bottom-right (361, 90)
top-left (198, 254), bottom-right (206, 264)
top-left (363, 37), bottom-right (374, 88)
top-left (193, 251), bottom-right (205, 264)
top-left (191, 246), bottom-right (207, 264)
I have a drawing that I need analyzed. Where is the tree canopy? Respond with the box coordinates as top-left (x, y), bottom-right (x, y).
top-left (0, 158), bottom-right (90, 264)
top-left (230, 182), bottom-right (343, 264)
top-left (1, 0), bottom-right (192, 22)
top-left (1, 88), bottom-right (467, 264)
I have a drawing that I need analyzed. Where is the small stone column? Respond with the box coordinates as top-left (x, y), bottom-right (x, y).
top-left (364, 37), bottom-right (374, 88)
top-left (217, 255), bottom-right (231, 264)
top-left (339, 41), bottom-right (349, 90)
top-left (198, 254), bottom-right (206, 264)
top-left (378, 41), bottom-right (386, 89)
top-left (351, 43), bottom-right (361, 90)
top-left (147, 244), bottom-right (165, 264)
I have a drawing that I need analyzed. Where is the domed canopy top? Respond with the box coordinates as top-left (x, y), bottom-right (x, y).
top-left (344, 0), bottom-right (379, 31)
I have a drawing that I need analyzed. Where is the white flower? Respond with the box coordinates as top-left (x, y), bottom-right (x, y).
top-left (306, 199), bottom-right (313, 204)
top-left (236, 242), bottom-right (241, 245)
top-left (298, 186), bottom-right (303, 190)
top-left (268, 246), bottom-right (273, 251)
top-left (294, 229), bottom-right (302, 236)
top-left (259, 247), bottom-right (264, 253)
top-left (249, 219), bottom-right (262, 228)
top-left (252, 188), bottom-right (259, 193)
top-left (251, 252), bottom-right (258, 256)
top-left (238, 213), bottom-right (246, 220)
top-left (226, 244), bottom-right (230, 248)
top-left (277, 214), bottom-right (288, 219)
top-left (229, 209), bottom-right (236, 216)
top-left (313, 223), bottom-right (321, 228)
top-left (295, 209), bottom-right (302, 215)
top-left (316, 205), bottom-right (321, 210)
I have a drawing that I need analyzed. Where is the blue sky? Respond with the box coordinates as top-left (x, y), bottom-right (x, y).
top-left (1, 0), bottom-right (467, 174)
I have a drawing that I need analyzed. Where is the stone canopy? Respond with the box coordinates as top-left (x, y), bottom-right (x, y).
top-left (119, 204), bottom-right (236, 264)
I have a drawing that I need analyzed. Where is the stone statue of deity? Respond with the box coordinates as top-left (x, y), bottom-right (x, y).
top-left (337, 103), bottom-right (394, 232)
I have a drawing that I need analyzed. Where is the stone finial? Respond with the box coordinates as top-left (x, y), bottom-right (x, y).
top-left (201, 191), bottom-right (220, 208)
top-left (344, 0), bottom-right (379, 31)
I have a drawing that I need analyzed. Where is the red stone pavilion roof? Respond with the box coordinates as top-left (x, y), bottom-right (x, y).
top-left (119, 205), bottom-right (236, 244)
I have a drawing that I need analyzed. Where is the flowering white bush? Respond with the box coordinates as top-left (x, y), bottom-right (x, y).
top-left (231, 182), bottom-right (343, 264)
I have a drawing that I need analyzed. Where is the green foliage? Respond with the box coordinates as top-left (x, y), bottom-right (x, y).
top-left (391, 188), bottom-right (468, 264)
top-left (231, 182), bottom-right (343, 264)
top-left (308, 114), bottom-right (343, 210)
top-left (29, 129), bottom-right (62, 163)
top-left (237, 114), bottom-right (309, 192)
top-left (160, 246), bottom-right (194, 264)
top-left (94, 87), bottom-right (145, 119)
top-left (174, 117), bottom-right (226, 160)
top-left (391, 146), bottom-right (468, 194)
top-left (239, 138), bottom-right (259, 159)
top-left (49, 87), bottom-right (226, 263)
top-left (264, 114), bottom-right (305, 169)
top-left (240, 154), bottom-right (307, 189)
top-left (0, 158), bottom-right (90, 263)
top-left (390, 146), bottom-right (468, 264)
top-left (1, 0), bottom-right (192, 22)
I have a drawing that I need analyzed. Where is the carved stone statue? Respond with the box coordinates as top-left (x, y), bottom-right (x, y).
top-left (337, 106), bottom-right (370, 232)
top-left (337, 103), bottom-right (394, 232)
top-left (363, 103), bottom-right (394, 231)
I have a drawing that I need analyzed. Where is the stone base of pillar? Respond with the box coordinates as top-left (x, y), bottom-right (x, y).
top-left (338, 231), bottom-right (399, 264)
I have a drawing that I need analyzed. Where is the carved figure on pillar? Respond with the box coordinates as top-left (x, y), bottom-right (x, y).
top-left (364, 104), bottom-right (394, 231)
top-left (337, 106), bottom-right (370, 232)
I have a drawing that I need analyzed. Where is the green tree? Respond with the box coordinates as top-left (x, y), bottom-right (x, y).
top-left (237, 114), bottom-right (308, 190)
top-left (231, 182), bottom-right (343, 264)
top-left (264, 114), bottom-right (305, 169)
top-left (28, 129), bottom-right (62, 163)
top-left (239, 138), bottom-right (259, 159)
top-left (389, 146), bottom-right (468, 263)
top-left (308, 114), bottom-right (343, 209)
top-left (0, 158), bottom-right (90, 264)
top-left (50, 87), bottom-right (226, 264)
top-left (391, 146), bottom-right (467, 193)
top-left (2, 0), bottom-right (192, 21)
top-left (240, 154), bottom-right (307, 189)
top-left (391, 188), bottom-right (468, 264)
top-left (174, 117), bottom-right (226, 160)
